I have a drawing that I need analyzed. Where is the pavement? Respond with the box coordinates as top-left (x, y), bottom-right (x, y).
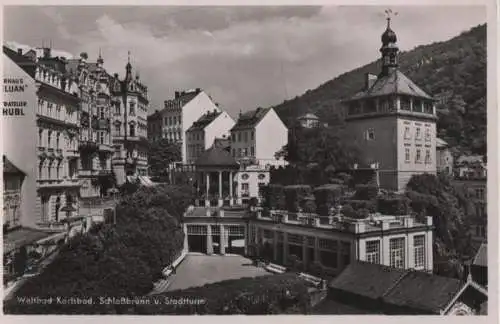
top-left (153, 254), bottom-right (270, 293)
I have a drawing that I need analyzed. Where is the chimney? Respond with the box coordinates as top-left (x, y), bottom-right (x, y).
top-left (175, 91), bottom-right (180, 99)
top-left (365, 73), bottom-right (377, 90)
top-left (196, 88), bottom-right (201, 93)
top-left (17, 48), bottom-right (23, 55)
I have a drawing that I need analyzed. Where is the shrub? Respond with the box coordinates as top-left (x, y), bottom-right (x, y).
top-left (353, 184), bottom-right (378, 201)
top-left (344, 199), bottom-right (377, 213)
top-left (284, 185), bottom-right (312, 212)
top-left (136, 274), bottom-right (313, 315)
top-left (377, 197), bottom-right (411, 215)
top-left (261, 184), bottom-right (286, 210)
top-left (313, 184), bottom-right (344, 215)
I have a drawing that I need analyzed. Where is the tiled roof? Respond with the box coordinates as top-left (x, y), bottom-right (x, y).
top-left (231, 107), bottom-right (270, 131)
top-left (473, 243), bottom-right (487, 267)
top-left (330, 262), bottom-right (463, 314)
top-left (383, 270), bottom-right (462, 313)
top-left (164, 92), bottom-right (200, 111)
top-left (329, 261), bottom-right (407, 299)
top-left (195, 146), bottom-right (239, 168)
top-left (187, 111), bottom-right (221, 132)
top-left (3, 156), bottom-right (25, 175)
top-left (348, 70), bottom-right (432, 101)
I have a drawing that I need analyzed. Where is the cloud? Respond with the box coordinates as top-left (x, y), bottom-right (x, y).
top-left (3, 6), bottom-right (486, 118)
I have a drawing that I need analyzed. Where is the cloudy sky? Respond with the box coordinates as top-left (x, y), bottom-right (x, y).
top-left (4, 5), bottom-right (486, 117)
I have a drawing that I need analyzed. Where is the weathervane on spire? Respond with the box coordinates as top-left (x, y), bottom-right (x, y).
top-left (384, 9), bottom-right (398, 27)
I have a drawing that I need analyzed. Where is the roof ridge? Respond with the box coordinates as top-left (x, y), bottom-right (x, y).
top-left (381, 268), bottom-right (410, 298)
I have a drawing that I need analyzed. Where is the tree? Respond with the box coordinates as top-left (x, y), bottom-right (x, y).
top-left (148, 139), bottom-right (181, 177)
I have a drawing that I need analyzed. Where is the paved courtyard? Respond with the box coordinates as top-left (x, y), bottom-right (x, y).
top-left (160, 254), bottom-right (271, 293)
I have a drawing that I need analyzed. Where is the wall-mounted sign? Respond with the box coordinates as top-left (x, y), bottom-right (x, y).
top-left (2, 78), bottom-right (30, 116)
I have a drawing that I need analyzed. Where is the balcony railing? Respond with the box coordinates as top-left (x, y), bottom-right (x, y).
top-left (78, 141), bottom-right (99, 152)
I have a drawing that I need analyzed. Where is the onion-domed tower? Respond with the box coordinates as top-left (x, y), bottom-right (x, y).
top-left (380, 16), bottom-right (399, 76)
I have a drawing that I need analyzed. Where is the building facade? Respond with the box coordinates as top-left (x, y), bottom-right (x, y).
top-left (182, 207), bottom-right (434, 276)
top-left (230, 107), bottom-right (288, 168)
top-left (110, 58), bottom-right (149, 184)
top-left (436, 138), bottom-right (453, 175)
top-left (297, 112), bottom-right (320, 128)
top-left (186, 110), bottom-right (235, 164)
top-left (148, 89), bottom-right (221, 163)
top-left (343, 18), bottom-right (437, 192)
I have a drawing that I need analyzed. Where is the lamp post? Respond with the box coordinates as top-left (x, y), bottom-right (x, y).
top-left (108, 186), bottom-right (120, 225)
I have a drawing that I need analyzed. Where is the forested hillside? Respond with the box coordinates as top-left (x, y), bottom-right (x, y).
top-left (273, 24), bottom-right (486, 155)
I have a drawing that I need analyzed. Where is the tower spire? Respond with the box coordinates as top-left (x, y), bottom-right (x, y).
top-left (380, 9), bottom-right (399, 76)
top-left (97, 47), bottom-right (104, 65)
top-left (125, 50), bottom-right (133, 81)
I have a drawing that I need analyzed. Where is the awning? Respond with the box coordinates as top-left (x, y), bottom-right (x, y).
top-left (3, 227), bottom-right (64, 254)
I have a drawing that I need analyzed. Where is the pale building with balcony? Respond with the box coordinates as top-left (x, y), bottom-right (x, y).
top-left (148, 89), bottom-right (222, 163)
top-left (436, 138), bottom-right (453, 176)
top-left (186, 110), bottom-right (235, 164)
top-left (230, 107), bottom-right (288, 169)
top-left (297, 112), bottom-right (320, 129)
top-left (110, 57), bottom-right (150, 184)
top-left (343, 17), bottom-right (437, 191)
top-left (67, 51), bottom-right (114, 198)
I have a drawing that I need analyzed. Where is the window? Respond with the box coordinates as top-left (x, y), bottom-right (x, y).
top-left (251, 146), bottom-right (255, 157)
top-left (164, 117), bottom-right (167, 126)
top-left (47, 131), bottom-right (52, 148)
top-left (287, 233), bottom-right (303, 245)
top-left (416, 149), bottom-right (422, 163)
top-left (389, 53), bottom-right (396, 64)
top-left (401, 97), bottom-right (411, 111)
top-left (390, 237), bottom-right (405, 269)
top-left (100, 107), bottom-right (105, 119)
top-left (99, 132), bottom-right (105, 144)
top-left (404, 126), bottom-right (411, 140)
top-left (238, 132), bottom-right (241, 142)
top-left (238, 148), bottom-right (242, 157)
top-left (232, 148), bottom-right (236, 157)
top-left (366, 128), bottom-right (375, 141)
top-left (425, 128), bottom-right (431, 142)
top-left (405, 148), bottom-right (411, 163)
top-left (413, 235), bottom-right (425, 269)
top-left (56, 133), bottom-right (60, 149)
top-left (38, 129), bottom-right (43, 147)
top-left (129, 102), bottom-right (135, 116)
top-left (424, 102), bottom-right (434, 114)
top-left (415, 127), bottom-right (421, 140)
top-left (114, 124), bottom-right (121, 136)
top-left (115, 102), bottom-right (121, 115)
top-left (129, 124), bottom-right (135, 137)
top-left (425, 149), bottom-right (431, 164)
top-left (241, 183), bottom-right (249, 191)
top-left (341, 242), bottom-right (351, 266)
top-left (366, 240), bottom-right (380, 264)
top-left (364, 100), bottom-right (377, 113)
top-left (251, 131), bottom-right (255, 140)
top-left (244, 132), bottom-right (248, 142)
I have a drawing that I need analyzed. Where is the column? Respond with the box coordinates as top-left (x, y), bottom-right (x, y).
top-left (243, 224), bottom-right (248, 255)
top-left (283, 232), bottom-right (288, 265)
top-left (314, 237), bottom-right (320, 266)
top-left (337, 240), bottom-right (342, 270)
top-left (220, 224), bottom-right (226, 255)
top-left (183, 224), bottom-right (189, 253)
top-left (206, 225), bottom-right (213, 255)
top-left (205, 172), bottom-right (210, 207)
top-left (273, 231), bottom-right (278, 262)
top-left (218, 171), bottom-right (223, 207)
top-left (302, 236), bottom-right (308, 270)
top-left (229, 171), bottom-right (234, 206)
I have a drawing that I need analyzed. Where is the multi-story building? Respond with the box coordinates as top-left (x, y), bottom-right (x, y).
top-left (147, 109), bottom-right (163, 142)
top-left (297, 112), bottom-right (320, 129)
top-left (185, 110), bottom-right (235, 164)
top-left (436, 138), bottom-right (453, 175)
top-left (67, 52), bottom-right (113, 198)
top-left (110, 57), bottom-right (149, 184)
top-left (182, 206), bottom-right (434, 276)
top-left (229, 107), bottom-right (288, 168)
top-left (148, 89), bottom-right (221, 163)
top-left (343, 17), bottom-right (437, 191)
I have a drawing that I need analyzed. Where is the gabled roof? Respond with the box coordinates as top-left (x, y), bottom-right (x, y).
top-left (348, 70), bottom-right (432, 101)
top-left (330, 261), bottom-right (463, 314)
top-left (231, 107), bottom-right (270, 131)
top-left (383, 270), bottom-right (462, 313)
top-left (473, 243), bottom-right (487, 267)
top-left (3, 156), bottom-right (25, 175)
top-left (187, 111), bottom-right (221, 132)
top-left (329, 261), bottom-right (407, 299)
top-left (195, 146), bottom-right (239, 168)
top-left (164, 91), bottom-right (200, 111)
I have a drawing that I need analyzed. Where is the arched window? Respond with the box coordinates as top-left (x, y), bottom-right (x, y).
top-left (129, 124), bottom-right (136, 137)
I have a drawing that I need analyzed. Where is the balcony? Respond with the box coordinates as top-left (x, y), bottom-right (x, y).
top-left (78, 141), bottom-right (99, 153)
top-left (97, 118), bottom-right (110, 130)
top-left (38, 178), bottom-right (81, 189)
top-left (78, 169), bottom-right (98, 177)
top-left (65, 148), bottom-right (79, 158)
top-left (98, 143), bottom-right (114, 153)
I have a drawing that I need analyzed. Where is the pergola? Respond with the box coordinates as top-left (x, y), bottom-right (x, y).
top-left (194, 146), bottom-right (240, 207)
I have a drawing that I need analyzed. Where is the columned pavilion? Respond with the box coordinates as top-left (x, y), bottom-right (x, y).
top-left (194, 146), bottom-right (240, 207)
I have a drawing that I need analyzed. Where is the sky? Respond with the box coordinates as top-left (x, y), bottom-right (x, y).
top-left (3, 5), bottom-right (486, 118)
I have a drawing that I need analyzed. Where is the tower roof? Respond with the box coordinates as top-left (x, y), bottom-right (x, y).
top-left (348, 70), bottom-right (433, 101)
top-left (381, 17), bottom-right (397, 45)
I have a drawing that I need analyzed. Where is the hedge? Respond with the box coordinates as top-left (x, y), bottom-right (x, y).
top-left (377, 197), bottom-right (411, 215)
top-left (284, 185), bottom-right (313, 212)
top-left (135, 273), bottom-right (313, 315)
top-left (353, 184), bottom-right (379, 201)
top-left (314, 184), bottom-right (344, 216)
top-left (261, 184), bottom-right (286, 210)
